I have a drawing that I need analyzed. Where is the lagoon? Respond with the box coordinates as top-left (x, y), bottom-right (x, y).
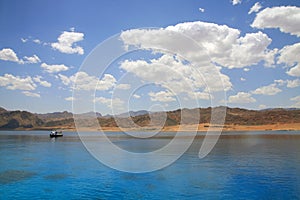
top-left (0, 131), bottom-right (300, 199)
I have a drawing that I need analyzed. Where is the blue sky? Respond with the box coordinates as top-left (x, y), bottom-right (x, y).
top-left (0, 0), bottom-right (300, 114)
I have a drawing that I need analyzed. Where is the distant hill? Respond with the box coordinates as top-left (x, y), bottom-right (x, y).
top-left (0, 107), bottom-right (299, 130)
top-left (0, 110), bottom-right (44, 129)
top-left (76, 111), bottom-right (102, 118)
top-left (116, 110), bottom-right (149, 118)
top-left (36, 111), bottom-right (73, 121)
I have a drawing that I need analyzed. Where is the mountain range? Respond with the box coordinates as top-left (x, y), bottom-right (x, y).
top-left (0, 106), bottom-right (299, 130)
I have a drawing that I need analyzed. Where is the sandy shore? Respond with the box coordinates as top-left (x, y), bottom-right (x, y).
top-left (34, 123), bottom-right (300, 132)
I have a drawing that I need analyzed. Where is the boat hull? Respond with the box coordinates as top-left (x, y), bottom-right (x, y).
top-left (50, 133), bottom-right (63, 138)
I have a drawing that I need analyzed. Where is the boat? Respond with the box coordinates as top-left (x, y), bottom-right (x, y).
top-left (50, 130), bottom-right (63, 138)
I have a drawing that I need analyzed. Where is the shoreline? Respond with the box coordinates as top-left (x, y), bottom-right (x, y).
top-left (7, 123), bottom-right (300, 132)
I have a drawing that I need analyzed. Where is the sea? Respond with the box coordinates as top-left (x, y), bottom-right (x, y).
top-left (0, 131), bottom-right (300, 199)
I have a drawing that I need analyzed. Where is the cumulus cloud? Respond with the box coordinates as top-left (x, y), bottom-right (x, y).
top-left (231, 0), bottom-right (241, 5)
top-left (22, 91), bottom-right (40, 98)
top-left (278, 43), bottom-right (300, 77)
top-left (97, 74), bottom-right (117, 90)
top-left (240, 77), bottom-right (246, 81)
top-left (0, 48), bottom-right (43, 64)
top-left (41, 63), bottom-right (69, 73)
top-left (225, 31), bottom-right (276, 68)
top-left (58, 72), bottom-right (116, 91)
top-left (51, 30), bottom-right (84, 55)
top-left (0, 48), bottom-right (23, 64)
top-left (228, 92), bottom-right (256, 103)
top-left (251, 83), bottom-right (282, 95)
top-left (252, 6), bottom-right (300, 37)
top-left (248, 2), bottom-right (262, 14)
top-left (120, 54), bottom-right (232, 96)
top-left (0, 74), bottom-right (36, 90)
top-left (121, 21), bottom-right (275, 69)
top-left (286, 79), bottom-right (300, 88)
top-left (115, 84), bottom-right (131, 90)
top-left (189, 91), bottom-right (211, 100)
top-left (149, 91), bottom-right (176, 102)
top-left (274, 79), bottom-right (300, 88)
top-left (24, 54), bottom-right (41, 64)
top-left (94, 97), bottom-right (124, 109)
top-left (33, 76), bottom-right (51, 87)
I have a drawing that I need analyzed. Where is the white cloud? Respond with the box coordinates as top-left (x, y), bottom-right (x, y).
top-left (252, 6), bottom-right (300, 37)
top-left (41, 62), bottom-right (69, 73)
top-left (1, 48), bottom-right (42, 65)
top-left (58, 72), bottom-right (116, 91)
top-left (0, 74), bottom-right (36, 90)
top-left (115, 84), bottom-right (131, 90)
top-left (120, 54), bottom-right (232, 96)
top-left (287, 79), bottom-right (300, 88)
top-left (22, 91), bottom-right (40, 98)
top-left (199, 8), bottom-right (205, 12)
top-left (228, 92), bottom-right (256, 103)
top-left (0, 48), bottom-right (23, 64)
top-left (278, 43), bottom-right (300, 77)
top-left (33, 39), bottom-right (41, 44)
top-left (290, 95), bottom-right (300, 101)
top-left (149, 91), bottom-right (176, 102)
top-left (251, 83), bottom-right (282, 95)
top-left (225, 31), bottom-right (276, 68)
top-left (291, 95), bottom-right (300, 102)
top-left (248, 2), bottom-right (262, 14)
top-left (274, 79), bottom-right (286, 86)
top-left (51, 30), bottom-right (84, 55)
top-left (133, 94), bottom-right (141, 99)
top-left (121, 21), bottom-right (275, 69)
top-left (58, 74), bottom-right (71, 85)
top-left (274, 79), bottom-right (300, 88)
top-left (21, 38), bottom-right (28, 43)
top-left (290, 95), bottom-right (300, 107)
top-left (244, 68), bottom-right (250, 72)
top-left (189, 91), bottom-right (211, 100)
top-left (287, 66), bottom-right (300, 77)
top-left (24, 54), bottom-right (41, 64)
top-left (231, 0), bottom-right (241, 5)
top-left (65, 96), bottom-right (75, 101)
top-left (240, 77), bottom-right (246, 81)
top-left (33, 76), bottom-right (51, 87)
top-left (96, 74), bottom-right (117, 90)
top-left (94, 97), bottom-right (124, 109)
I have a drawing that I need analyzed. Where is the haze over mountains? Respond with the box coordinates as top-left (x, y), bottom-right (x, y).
top-left (0, 106), bottom-right (299, 130)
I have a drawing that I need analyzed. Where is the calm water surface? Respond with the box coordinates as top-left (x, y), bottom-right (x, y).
top-left (0, 131), bottom-right (300, 199)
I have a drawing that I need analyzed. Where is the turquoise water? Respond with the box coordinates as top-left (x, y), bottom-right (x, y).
top-left (0, 131), bottom-right (300, 199)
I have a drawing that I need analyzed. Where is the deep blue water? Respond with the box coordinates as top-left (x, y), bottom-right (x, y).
top-left (0, 131), bottom-right (300, 199)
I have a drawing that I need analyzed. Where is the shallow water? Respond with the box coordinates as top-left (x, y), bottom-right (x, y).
top-left (0, 131), bottom-right (300, 199)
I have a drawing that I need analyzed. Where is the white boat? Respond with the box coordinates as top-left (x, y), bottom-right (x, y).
top-left (50, 130), bottom-right (63, 138)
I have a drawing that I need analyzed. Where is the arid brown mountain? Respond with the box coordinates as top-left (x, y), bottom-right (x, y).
top-left (0, 106), bottom-right (299, 130)
top-left (0, 108), bottom-right (44, 129)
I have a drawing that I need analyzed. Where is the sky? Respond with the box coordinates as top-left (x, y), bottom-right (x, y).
top-left (0, 0), bottom-right (300, 114)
